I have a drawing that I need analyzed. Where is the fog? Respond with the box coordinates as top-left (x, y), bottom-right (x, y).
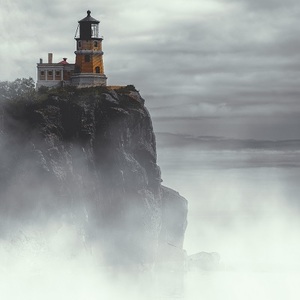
top-left (0, 223), bottom-right (167, 299)
top-left (1, 130), bottom-right (299, 299)
top-left (157, 134), bottom-right (300, 258)
top-left (156, 133), bottom-right (300, 298)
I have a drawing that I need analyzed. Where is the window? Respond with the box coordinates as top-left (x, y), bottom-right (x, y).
top-left (95, 66), bottom-right (100, 73)
top-left (78, 41), bottom-right (82, 48)
top-left (85, 55), bottom-right (91, 62)
top-left (94, 41), bottom-right (98, 48)
top-left (91, 24), bottom-right (98, 38)
top-left (75, 65), bottom-right (81, 73)
top-left (56, 71), bottom-right (60, 76)
top-left (48, 71), bottom-right (53, 75)
top-left (41, 71), bottom-right (45, 76)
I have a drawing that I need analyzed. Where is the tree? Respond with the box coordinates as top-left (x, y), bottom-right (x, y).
top-left (0, 78), bottom-right (36, 102)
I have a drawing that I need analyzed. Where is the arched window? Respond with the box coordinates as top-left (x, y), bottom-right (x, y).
top-left (75, 65), bottom-right (81, 73)
top-left (95, 66), bottom-right (100, 73)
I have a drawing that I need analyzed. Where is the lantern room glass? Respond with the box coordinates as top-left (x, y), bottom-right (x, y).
top-left (91, 24), bottom-right (99, 38)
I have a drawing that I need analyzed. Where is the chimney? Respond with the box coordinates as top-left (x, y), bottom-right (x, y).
top-left (39, 58), bottom-right (43, 64)
top-left (48, 53), bottom-right (53, 64)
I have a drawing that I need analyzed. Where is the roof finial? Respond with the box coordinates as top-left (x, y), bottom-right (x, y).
top-left (87, 10), bottom-right (91, 16)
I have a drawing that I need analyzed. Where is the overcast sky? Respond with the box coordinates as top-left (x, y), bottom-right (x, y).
top-left (1, 2), bottom-right (300, 284)
top-left (1, 0), bottom-right (300, 140)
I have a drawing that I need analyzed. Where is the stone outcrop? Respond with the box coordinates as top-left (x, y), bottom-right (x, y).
top-left (0, 86), bottom-right (188, 266)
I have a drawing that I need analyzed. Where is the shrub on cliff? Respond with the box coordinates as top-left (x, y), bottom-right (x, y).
top-left (0, 78), bottom-right (36, 103)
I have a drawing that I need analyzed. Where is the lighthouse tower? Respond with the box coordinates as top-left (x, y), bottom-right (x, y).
top-left (71, 10), bottom-right (107, 87)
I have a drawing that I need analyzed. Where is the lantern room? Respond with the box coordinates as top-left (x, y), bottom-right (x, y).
top-left (75, 10), bottom-right (101, 40)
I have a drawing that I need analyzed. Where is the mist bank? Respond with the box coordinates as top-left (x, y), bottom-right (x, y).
top-left (0, 85), bottom-right (187, 266)
top-left (156, 132), bottom-right (300, 170)
top-left (155, 131), bottom-right (300, 274)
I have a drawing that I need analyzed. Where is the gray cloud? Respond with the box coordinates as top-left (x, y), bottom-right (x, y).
top-left (1, 0), bottom-right (300, 140)
top-left (232, 0), bottom-right (300, 11)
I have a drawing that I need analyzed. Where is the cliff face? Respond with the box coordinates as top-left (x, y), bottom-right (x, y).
top-left (0, 86), bottom-right (187, 265)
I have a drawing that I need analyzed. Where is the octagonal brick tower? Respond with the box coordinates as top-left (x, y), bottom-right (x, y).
top-left (71, 10), bottom-right (107, 87)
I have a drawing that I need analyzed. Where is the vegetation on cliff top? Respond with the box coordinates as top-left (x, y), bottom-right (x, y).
top-left (0, 78), bottom-right (138, 118)
top-left (0, 77), bottom-right (137, 104)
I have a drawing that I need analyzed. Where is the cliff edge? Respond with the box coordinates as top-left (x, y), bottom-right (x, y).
top-left (0, 85), bottom-right (188, 266)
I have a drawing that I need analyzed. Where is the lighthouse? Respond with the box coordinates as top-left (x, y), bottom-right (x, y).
top-left (71, 10), bottom-right (107, 87)
top-left (36, 10), bottom-right (109, 89)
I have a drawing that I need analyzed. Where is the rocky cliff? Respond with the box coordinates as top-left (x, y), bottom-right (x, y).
top-left (0, 85), bottom-right (187, 266)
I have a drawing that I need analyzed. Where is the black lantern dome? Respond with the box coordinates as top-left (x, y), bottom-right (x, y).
top-left (77, 10), bottom-right (100, 40)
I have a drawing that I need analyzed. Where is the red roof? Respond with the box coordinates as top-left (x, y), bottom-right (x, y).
top-left (59, 58), bottom-right (69, 65)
